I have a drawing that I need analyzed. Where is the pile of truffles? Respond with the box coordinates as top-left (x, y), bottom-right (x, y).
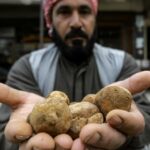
top-left (28, 85), bottom-right (132, 138)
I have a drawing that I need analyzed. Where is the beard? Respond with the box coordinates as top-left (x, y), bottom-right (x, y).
top-left (51, 27), bottom-right (97, 65)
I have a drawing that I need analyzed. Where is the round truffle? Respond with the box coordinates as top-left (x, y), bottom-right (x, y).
top-left (28, 91), bottom-right (72, 137)
top-left (95, 85), bottom-right (132, 117)
top-left (68, 101), bottom-right (103, 138)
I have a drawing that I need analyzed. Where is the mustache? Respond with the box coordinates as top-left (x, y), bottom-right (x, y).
top-left (65, 28), bottom-right (88, 40)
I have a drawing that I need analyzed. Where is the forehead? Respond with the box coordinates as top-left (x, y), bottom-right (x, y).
top-left (53, 0), bottom-right (92, 10)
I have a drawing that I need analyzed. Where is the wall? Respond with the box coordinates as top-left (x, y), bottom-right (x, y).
top-left (100, 0), bottom-right (144, 12)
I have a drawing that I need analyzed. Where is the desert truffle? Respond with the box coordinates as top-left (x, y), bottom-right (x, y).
top-left (95, 85), bottom-right (132, 117)
top-left (82, 94), bottom-right (96, 105)
top-left (68, 101), bottom-right (103, 138)
top-left (28, 91), bottom-right (72, 137)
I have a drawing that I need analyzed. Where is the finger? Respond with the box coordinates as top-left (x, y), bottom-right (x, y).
top-left (111, 71), bottom-right (150, 94)
top-left (4, 120), bottom-right (33, 143)
top-left (106, 102), bottom-right (145, 136)
top-left (19, 133), bottom-right (55, 150)
top-left (71, 138), bottom-right (85, 150)
top-left (54, 134), bottom-right (73, 150)
top-left (0, 83), bottom-right (28, 107)
top-left (80, 123), bottom-right (126, 150)
top-left (4, 93), bottom-right (44, 143)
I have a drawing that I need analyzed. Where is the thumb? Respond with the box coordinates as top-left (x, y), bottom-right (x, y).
top-left (111, 71), bottom-right (150, 94)
top-left (106, 101), bottom-right (145, 136)
top-left (0, 83), bottom-right (28, 107)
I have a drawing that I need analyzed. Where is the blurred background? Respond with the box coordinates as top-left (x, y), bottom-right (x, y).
top-left (0, 0), bottom-right (150, 82)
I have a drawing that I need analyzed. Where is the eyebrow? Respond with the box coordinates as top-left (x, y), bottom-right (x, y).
top-left (56, 4), bottom-right (92, 11)
top-left (79, 5), bottom-right (92, 11)
top-left (80, 4), bottom-right (92, 9)
top-left (56, 4), bottom-right (71, 11)
top-left (54, 5), bottom-right (70, 15)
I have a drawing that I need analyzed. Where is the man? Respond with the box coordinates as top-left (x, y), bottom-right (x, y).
top-left (0, 0), bottom-right (150, 149)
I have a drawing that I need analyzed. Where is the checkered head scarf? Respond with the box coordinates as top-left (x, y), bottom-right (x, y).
top-left (43, 0), bottom-right (98, 28)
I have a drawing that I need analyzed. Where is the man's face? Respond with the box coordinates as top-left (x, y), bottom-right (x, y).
top-left (51, 0), bottom-right (96, 49)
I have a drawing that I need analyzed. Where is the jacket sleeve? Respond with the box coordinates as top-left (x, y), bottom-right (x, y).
top-left (0, 54), bottom-right (42, 150)
top-left (6, 54), bottom-right (42, 95)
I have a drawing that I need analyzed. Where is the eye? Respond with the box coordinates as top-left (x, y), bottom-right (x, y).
top-left (79, 6), bottom-right (92, 15)
top-left (57, 6), bottom-right (72, 15)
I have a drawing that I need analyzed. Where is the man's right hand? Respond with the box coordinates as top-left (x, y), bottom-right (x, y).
top-left (0, 83), bottom-right (73, 150)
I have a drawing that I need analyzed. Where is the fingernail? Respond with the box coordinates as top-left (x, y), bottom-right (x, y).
top-left (84, 133), bottom-right (101, 144)
top-left (108, 116), bottom-right (122, 128)
top-left (33, 148), bottom-right (50, 150)
top-left (33, 148), bottom-right (40, 150)
top-left (15, 135), bottom-right (30, 141)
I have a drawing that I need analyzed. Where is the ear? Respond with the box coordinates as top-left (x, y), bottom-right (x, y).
top-left (48, 26), bottom-right (53, 38)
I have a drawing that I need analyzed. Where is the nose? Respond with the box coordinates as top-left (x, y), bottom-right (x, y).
top-left (69, 11), bottom-right (82, 29)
